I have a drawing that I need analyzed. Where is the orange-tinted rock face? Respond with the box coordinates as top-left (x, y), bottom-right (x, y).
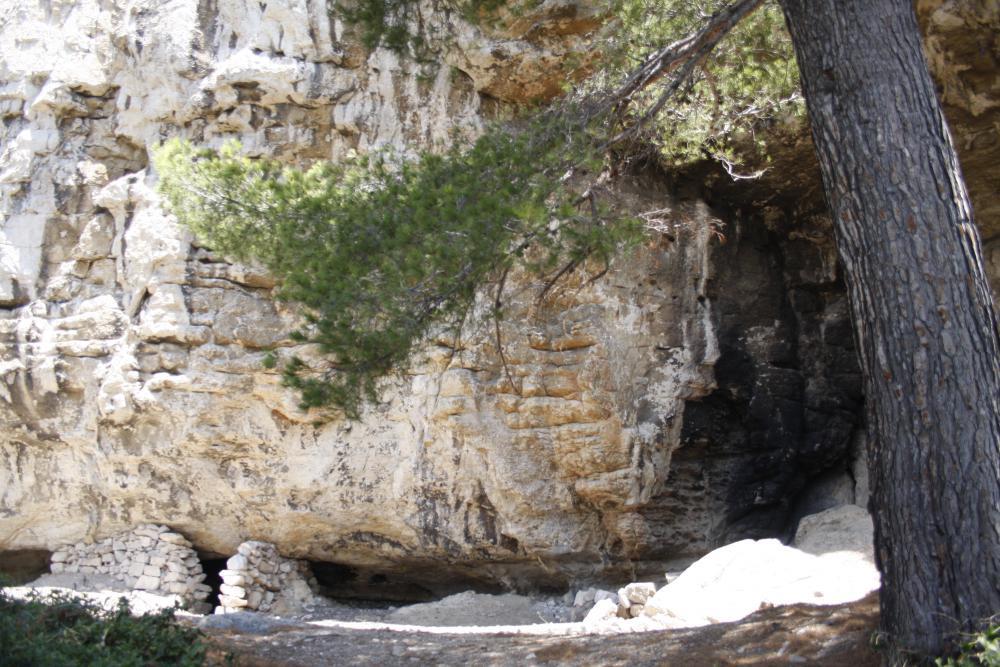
top-left (0, 0), bottom-right (994, 593)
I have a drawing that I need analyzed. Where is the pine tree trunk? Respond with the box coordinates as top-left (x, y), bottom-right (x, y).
top-left (778, 0), bottom-right (1000, 661)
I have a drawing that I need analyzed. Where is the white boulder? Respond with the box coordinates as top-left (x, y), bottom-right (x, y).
top-left (642, 508), bottom-right (879, 628)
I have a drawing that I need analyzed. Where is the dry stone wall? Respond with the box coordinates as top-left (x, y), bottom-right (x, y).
top-left (48, 524), bottom-right (212, 612)
top-left (217, 541), bottom-right (319, 614)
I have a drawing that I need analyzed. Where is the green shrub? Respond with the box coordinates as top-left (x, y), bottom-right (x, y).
top-left (937, 624), bottom-right (1000, 666)
top-left (155, 114), bottom-right (641, 417)
top-left (0, 589), bottom-right (207, 666)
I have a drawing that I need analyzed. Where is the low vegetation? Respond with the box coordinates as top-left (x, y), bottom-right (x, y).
top-left (0, 589), bottom-right (207, 666)
top-left (937, 624), bottom-right (1000, 666)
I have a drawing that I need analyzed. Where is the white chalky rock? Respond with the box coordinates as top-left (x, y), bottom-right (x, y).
top-left (642, 536), bottom-right (880, 628)
top-left (622, 582), bottom-right (657, 605)
top-left (616, 588), bottom-right (631, 610)
top-left (594, 590), bottom-right (618, 605)
top-left (583, 598), bottom-right (619, 625)
top-left (159, 532), bottom-right (190, 546)
top-left (793, 504), bottom-right (874, 562)
top-left (218, 595), bottom-right (248, 608)
top-left (219, 570), bottom-right (246, 586)
top-left (220, 584), bottom-right (246, 599)
top-left (226, 554), bottom-right (248, 571)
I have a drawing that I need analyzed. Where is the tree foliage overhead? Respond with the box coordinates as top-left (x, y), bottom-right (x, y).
top-left (155, 0), bottom-right (799, 416)
top-left (155, 114), bottom-right (640, 417)
top-left (340, 0), bottom-right (800, 171)
top-left (597, 0), bottom-right (800, 169)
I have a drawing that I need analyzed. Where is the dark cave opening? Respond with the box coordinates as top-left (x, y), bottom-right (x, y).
top-left (308, 560), bottom-right (438, 604)
top-left (0, 550), bottom-right (52, 585)
top-left (198, 555), bottom-right (228, 610)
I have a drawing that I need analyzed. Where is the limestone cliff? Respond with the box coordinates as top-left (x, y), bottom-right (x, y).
top-left (0, 0), bottom-right (996, 593)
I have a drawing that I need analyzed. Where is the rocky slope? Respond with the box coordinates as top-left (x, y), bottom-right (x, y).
top-left (0, 0), bottom-right (996, 594)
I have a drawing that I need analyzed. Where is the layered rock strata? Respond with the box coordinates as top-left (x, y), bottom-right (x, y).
top-left (0, 0), bottom-right (997, 593)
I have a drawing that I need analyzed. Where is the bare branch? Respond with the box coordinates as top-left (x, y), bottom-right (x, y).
top-left (601, 0), bottom-right (766, 147)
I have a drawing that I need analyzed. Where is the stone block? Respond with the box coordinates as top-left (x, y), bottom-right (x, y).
top-left (135, 575), bottom-right (159, 590)
top-left (218, 595), bottom-right (248, 608)
top-left (220, 572), bottom-right (247, 587)
top-left (622, 582), bottom-right (657, 605)
top-left (583, 598), bottom-right (618, 625)
top-left (220, 584), bottom-right (247, 599)
top-left (159, 532), bottom-right (191, 546)
top-left (593, 590), bottom-right (618, 605)
top-left (226, 554), bottom-right (248, 571)
top-left (143, 564), bottom-right (161, 577)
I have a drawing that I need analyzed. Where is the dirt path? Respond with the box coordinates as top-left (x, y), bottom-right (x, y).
top-left (202, 593), bottom-right (881, 666)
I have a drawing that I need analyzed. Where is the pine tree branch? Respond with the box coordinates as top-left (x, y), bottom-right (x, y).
top-left (601, 0), bottom-right (766, 146)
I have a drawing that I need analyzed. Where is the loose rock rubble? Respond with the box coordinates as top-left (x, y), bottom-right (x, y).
top-left (215, 541), bottom-right (319, 615)
top-left (48, 524), bottom-right (211, 612)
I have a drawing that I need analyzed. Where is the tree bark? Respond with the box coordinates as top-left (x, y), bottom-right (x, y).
top-left (778, 0), bottom-right (1000, 661)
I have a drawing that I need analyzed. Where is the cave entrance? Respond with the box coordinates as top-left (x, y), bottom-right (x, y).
top-left (305, 560), bottom-right (519, 605)
top-left (197, 555), bottom-right (228, 610)
top-left (0, 550), bottom-right (51, 585)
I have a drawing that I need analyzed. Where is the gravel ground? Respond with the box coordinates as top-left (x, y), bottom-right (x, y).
top-left (199, 593), bottom-right (881, 666)
top-left (5, 578), bottom-right (882, 665)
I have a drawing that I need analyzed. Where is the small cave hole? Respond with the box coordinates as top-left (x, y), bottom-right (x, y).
top-left (198, 555), bottom-right (228, 610)
top-left (0, 550), bottom-right (52, 585)
top-left (307, 561), bottom-right (436, 604)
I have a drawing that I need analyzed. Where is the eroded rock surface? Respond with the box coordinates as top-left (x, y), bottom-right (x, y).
top-left (0, 0), bottom-right (996, 593)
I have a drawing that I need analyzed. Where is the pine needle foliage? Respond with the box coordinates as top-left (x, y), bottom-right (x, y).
top-left (338, 0), bottom-right (801, 171)
top-left (154, 116), bottom-right (640, 417)
top-left (595, 0), bottom-right (802, 169)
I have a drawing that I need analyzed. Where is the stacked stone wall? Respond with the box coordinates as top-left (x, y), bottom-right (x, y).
top-left (49, 524), bottom-right (211, 612)
top-left (217, 541), bottom-right (318, 615)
